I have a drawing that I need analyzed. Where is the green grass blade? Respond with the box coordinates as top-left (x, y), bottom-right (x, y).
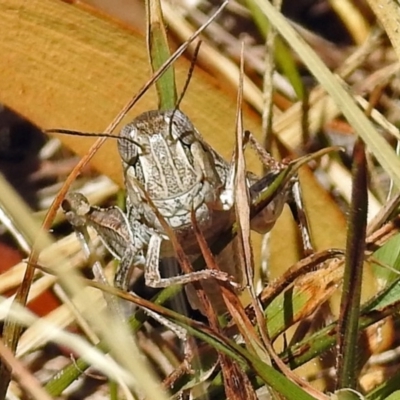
top-left (146, 0), bottom-right (177, 109)
top-left (336, 140), bottom-right (368, 389)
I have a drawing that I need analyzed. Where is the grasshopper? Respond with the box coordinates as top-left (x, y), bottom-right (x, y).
top-left (63, 108), bottom-right (295, 311)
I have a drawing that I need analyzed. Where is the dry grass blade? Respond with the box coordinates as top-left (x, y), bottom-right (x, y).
top-left (233, 45), bottom-right (276, 372)
top-left (234, 47), bottom-right (255, 297)
top-left (365, 0), bottom-right (400, 63)
top-left (329, 0), bottom-right (370, 44)
top-left (0, 294), bottom-right (137, 386)
top-left (0, 174), bottom-right (54, 397)
top-left (0, 338), bottom-right (53, 400)
top-left (260, 249), bottom-right (345, 307)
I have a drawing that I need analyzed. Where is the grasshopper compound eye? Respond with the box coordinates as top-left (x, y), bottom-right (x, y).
top-left (118, 122), bottom-right (142, 166)
top-left (163, 109), bottom-right (198, 146)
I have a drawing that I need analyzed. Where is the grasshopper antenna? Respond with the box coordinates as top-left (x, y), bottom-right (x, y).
top-left (45, 128), bottom-right (145, 151)
top-left (46, 129), bottom-right (117, 139)
top-left (169, 41), bottom-right (202, 134)
top-left (176, 40), bottom-right (202, 111)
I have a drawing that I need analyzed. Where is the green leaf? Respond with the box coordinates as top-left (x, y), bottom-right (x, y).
top-left (336, 140), bottom-right (368, 390)
top-left (146, 0), bottom-right (177, 109)
top-left (371, 233), bottom-right (400, 287)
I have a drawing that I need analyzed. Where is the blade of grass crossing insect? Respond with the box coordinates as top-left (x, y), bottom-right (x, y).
top-left (146, 0), bottom-right (177, 109)
top-left (336, 139), bottom-right (368, 390)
